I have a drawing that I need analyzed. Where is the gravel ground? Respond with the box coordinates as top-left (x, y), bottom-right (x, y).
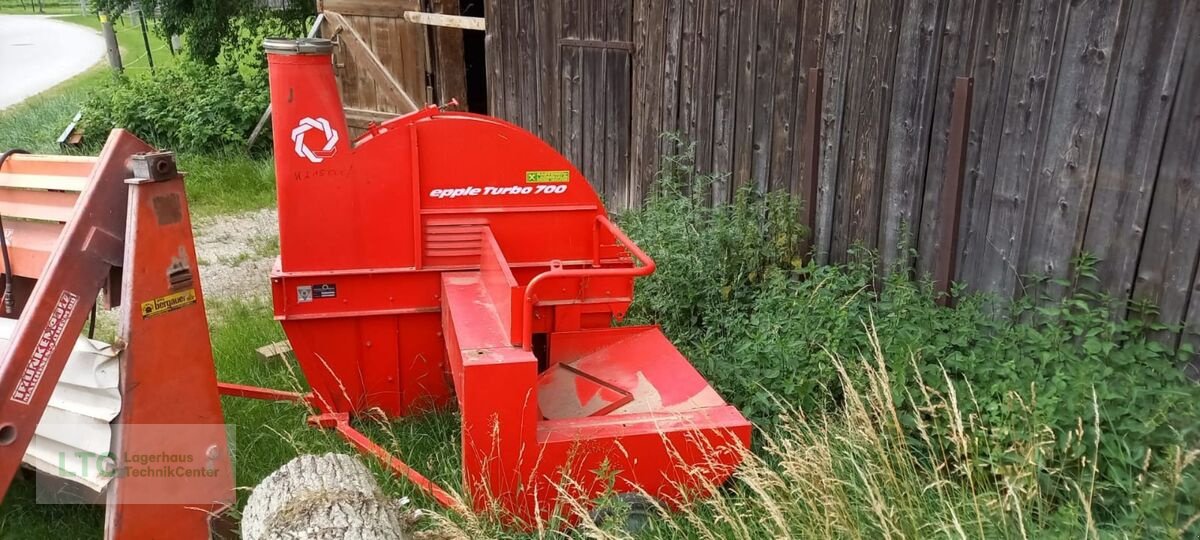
top-left (193, 208), bottom-right (280, 301)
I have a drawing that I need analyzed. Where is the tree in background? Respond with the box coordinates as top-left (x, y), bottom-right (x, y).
top-left (89, 0), bottom-right (314, 63)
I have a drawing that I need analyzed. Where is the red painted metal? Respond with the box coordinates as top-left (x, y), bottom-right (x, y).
top-left (306, 411), bottom-right (462, 510)
top-left (263, 38), bottom-right (751, 527)
top-left (0, 137), bottom-right (235, 538)
top-left (217, 381), bottom-right (312, 404)
top-left (520, 215), bottom-right (655, 351)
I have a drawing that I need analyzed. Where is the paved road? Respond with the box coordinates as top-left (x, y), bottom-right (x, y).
top-left (0, 15), bottom-right (105, 110)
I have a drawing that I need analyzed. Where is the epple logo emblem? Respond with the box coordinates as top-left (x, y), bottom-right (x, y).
top-left (291, 117), bottom-right (340, 163)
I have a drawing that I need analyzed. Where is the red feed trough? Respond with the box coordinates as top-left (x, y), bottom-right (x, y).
top-left (259, 37), bottom-right (751, 526)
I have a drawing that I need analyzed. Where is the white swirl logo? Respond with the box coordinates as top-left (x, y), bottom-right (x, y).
top-left (290, 117), bottom-right (340, 163)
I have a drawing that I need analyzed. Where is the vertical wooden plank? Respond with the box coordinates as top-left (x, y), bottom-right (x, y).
top-left (709, 1), bottom-right (739, 204)
top-left (971, 0), bottom-right (1070, 299)
top-left (730, 0), bottom-right (759, 192)
top-left (604, 2), bottom-right (634, 210)
top-left (397, 2), bottom-right (430, 105)
top-left (790, 0), bottom-right (828, 222)
top-left (501, 0), bottom-right (521, 123)
top-left (356, 16), bottom-right (385, 113)
top-left (560, 1), bottom-right (584, 176)
top-left (658, 0), bottom-right (685, 167)
top-left (1083, 0), bottom-right (1192, 308)
top-left (514, 0), bottom-right (540, 134)
top-left (330, 15), bottom-right (362, 115)
top-left (581, 0), bottom-right (609, 199)
top-left (879, 0), bottom-right (946, 271)
top-left (691, 0), bottom-right (719, 177)
top-left (484, 0), bottom-right (506, 118)
top-left (628, 0), bottom-right (647, 209)
top-left (1133, 0), bottom-right (1200, 350)
top-left (369, 15), bottom-right (399, 112)
top-left (1021, 0), bottom-right (1128, 299)
top-left (747, 0), bottom-right (778, 193)
top-left (629, 0), bottom-right (667, 208)
top-left (915, 0), bottom-right (980, 277)
top-left (676, 0), bottom-right (700, 159)
top-left (829, 0), bottom-right (874, 262)
top-left (430, 0), bottom-right (469, 108)
top-left (815, 0), bottom-right (854, 263)
top-left (1187, 271), bottom-right (1200, 374)
top-left (956, 0), bottom-right (1023, 290)
top-left (530, 0), bottom-right (558, 145)
top-left (767, 0), bottom-right (801, 194)
top-left (850, 0), bottom-right (900, 258)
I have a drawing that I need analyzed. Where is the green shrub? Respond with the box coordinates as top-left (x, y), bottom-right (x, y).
top-left (80, 61), bottom-right (268, 153)
top-left (618, 141), bottom-right (1200, 534)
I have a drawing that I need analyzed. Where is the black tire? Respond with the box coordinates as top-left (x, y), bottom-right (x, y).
top-left (589, 492), bottom-right (663, 535)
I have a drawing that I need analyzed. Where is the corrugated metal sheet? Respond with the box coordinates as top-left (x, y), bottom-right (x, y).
top-left (0, 317), bottom-right (120, 492)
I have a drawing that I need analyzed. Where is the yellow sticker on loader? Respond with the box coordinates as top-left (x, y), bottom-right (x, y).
top-left (141, 289), bottom-right (197, 318)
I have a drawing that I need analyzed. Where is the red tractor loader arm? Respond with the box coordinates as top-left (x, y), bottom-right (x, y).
top-left (0, 139), bottom-right (234, 539)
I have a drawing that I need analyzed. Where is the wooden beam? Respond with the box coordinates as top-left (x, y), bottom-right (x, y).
top-left (403, 11), bottom-right (485, 31)
top-left (324, 10), bottom-right (421, 113)
top-left (256, 340), bottom-right (293, 361)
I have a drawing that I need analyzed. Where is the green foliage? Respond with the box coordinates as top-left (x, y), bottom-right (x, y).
top-left (89, 0), bottom-right (312, 63)
top-left (176, 153), bottom-right (276, 216)
top-left (619, 142), bottom-right (1200, 534)
top-left (80, 61), bottom-right (269, 153)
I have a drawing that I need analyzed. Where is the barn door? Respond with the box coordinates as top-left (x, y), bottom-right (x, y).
top-left (560, 0), bottom-right (633, 208)
top-left (318, 0), bottom-right (469, 134)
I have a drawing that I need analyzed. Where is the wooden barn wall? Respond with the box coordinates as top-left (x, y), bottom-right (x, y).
top-left (320, 0), bottom-right (428, 130)
top-left (485, 0), bottom-right (1200, 355)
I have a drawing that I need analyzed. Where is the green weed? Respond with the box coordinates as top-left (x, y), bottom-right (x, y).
top-left (618, 143), bottom-right (1200, 534)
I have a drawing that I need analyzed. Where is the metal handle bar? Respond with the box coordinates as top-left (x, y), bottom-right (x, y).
top-left (521, 215), bottom-right (655, 351)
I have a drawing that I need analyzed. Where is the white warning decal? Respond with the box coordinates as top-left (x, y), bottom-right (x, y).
top-left (11, 290), bottom-right (79, 404)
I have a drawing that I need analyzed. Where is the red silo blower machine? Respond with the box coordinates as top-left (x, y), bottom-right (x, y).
top-left (237, 37), bottom-right (753, 526)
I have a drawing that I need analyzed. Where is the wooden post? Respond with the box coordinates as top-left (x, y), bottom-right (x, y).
top-left (801, 67), bottom-right (824, 260)
top-left (100, 13), bottom-right (123, 73)
top-left (934, 77), bottom-right (973, 306)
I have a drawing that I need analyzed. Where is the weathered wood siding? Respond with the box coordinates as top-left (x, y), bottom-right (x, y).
top-left (318, 0), bottom-right (470, 132)
top-left (486, 0), bottom-right (1200, 355)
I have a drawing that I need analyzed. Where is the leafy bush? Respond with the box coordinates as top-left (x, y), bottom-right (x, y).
top-left (78, 10), bottom-right (305, 153)
top-left (618, 141), bottom-right (1200, 533)
top-left (91, 0), bottom-right (312, 63)
top-left (81, 61), bottom-right (269, 153)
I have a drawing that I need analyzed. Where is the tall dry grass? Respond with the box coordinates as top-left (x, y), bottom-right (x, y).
top-left (428, 321), bottom-right (1199, 539)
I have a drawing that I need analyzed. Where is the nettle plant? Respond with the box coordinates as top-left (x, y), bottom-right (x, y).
top-left (619, 140), bottom-right (1199, 532)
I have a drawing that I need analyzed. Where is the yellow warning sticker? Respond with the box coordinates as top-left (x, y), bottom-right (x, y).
top-left (140, 289), bottom-right (197, 318)
top-left (525, 170), bottom-right (570, 184)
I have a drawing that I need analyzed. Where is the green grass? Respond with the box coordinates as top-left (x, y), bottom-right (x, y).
top-left (179, 154), bottom-right (275, 218)
top-left (8, 298), bottom-right (1193, 539)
